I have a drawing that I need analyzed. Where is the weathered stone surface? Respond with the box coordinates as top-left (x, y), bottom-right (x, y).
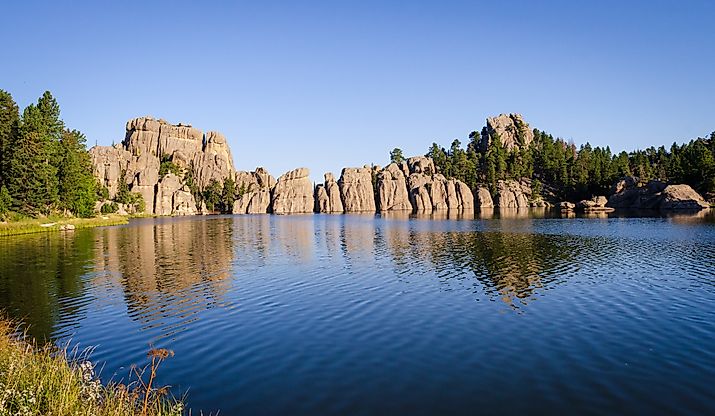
top-left (377, 163), bottom-right (412, 211)
top-left (90, 116), bottom-right (237, 216)
top-left (455, 180), bottom-right (474, 210)
top-left (479, 113), bottom-right (534, 152)
top-left (607, 177), bottom-right (709, 210)
top-left (559, 201), bottom-right (576, 211)
top-left (325, 173), bottom-right (343, 213)
top-left (407, 156), bottom-right (436, 175)
top-left (155, 174), bottom-right (197, 216)
top-left (272, 168), bottom-right (313, 214)
top-left (339, 167), bottom-right (376, 212)
top-left (314, 184), bottom-right (330, 213)
top-left (475, 186), bottom-right (494, 208)
top-left (90, 144), bottom-right (132, 198)
top-left (660, 185), bottom-right (709, 209)
top-left (232, 167), bottom-right (276, 214)
top-left (495, 180), bottom-right (529, 208)
top-left (577, 196), bottom-right (612, 211)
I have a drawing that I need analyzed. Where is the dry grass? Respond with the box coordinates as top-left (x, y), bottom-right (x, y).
top-left (0, 318), bottom-right (187, 416)
top-left (0, 214), bottom-right (128, 237)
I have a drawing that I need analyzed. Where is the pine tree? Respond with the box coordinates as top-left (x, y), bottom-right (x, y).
top-left (389, 148), bottom-right (405, 164)
top-left (58, 129), bottom-right (98, 217)
top-left (0, 90), bottom-right (20, 186)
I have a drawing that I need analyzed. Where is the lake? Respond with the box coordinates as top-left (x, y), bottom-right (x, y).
top-left (1, 209), bottom-right (714, 415)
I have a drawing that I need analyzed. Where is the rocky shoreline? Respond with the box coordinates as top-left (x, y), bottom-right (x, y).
top-left (90, 116), bottom-right (712, 217)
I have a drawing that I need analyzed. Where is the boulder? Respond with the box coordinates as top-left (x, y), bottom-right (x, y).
top-left (576, 196), bottom-right (612, 211)
top-left (607, 177), bottom-right (709, 210)
top-left (339, 167), bottom-right (376, 212)
top-left (660, 185), bottom-right (709, 209)
top-left (272, 168), bottom-right (313, 214)
top-left (316, 172), bottom-right (344, 213)
top-left (559, 201), bottom-right (576, 211)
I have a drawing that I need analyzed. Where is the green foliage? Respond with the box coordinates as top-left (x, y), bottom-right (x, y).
top-left (159, 154), bottom-right (182, 177)
top-left (100, 201), bottom-right (119, 214)
top-left (429, 126), bottom-right (715, 201)
top-left (0, 186), bottom-right (11, 218)
top-left (0, 90), bottom-right (20, 186)
top-left (58, 129), bottom-right (98, 217)
top-left (202, 179), bottom-right (222, 212)
top-left (389, 148), bottom-right (405, 164)
top-left (221, 176), bottom-right (236, 213)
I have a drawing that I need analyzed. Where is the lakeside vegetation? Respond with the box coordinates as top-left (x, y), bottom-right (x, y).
top-left (0, 89), bottom-right (144, 227)
top-left (0, 317), bottom-right (184, 416)
top-left (0, 214), bottom-right (128, 237)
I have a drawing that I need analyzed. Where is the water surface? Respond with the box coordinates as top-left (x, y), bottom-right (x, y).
top-left (1, 210), bottom-right (714, 414)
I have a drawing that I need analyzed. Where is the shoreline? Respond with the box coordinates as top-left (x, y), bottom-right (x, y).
top-left (0, 214), bottom-right (129, 237)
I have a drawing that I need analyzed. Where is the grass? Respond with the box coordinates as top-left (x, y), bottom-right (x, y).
top-left (0, 214), bottom-right (128, 237)
top-left (0, 317), bottom-right (186, 416)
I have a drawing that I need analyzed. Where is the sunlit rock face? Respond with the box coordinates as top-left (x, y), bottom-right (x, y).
top-left (479, 113), bottom-right (534, 152)
top-left (90, 116), bottom-right (237, 215)
top-left (339, 167), bottom-right (376, 213)
top-left (272, 168), bottom-right (314, 214)
top-left (233, 168), bottom-right (276, 214)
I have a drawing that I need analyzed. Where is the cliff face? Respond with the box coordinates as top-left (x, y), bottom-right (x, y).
top-left (90, 116), bottom-right (235, 215)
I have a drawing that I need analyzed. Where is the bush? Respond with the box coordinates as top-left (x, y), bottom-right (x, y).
top-left (100, 202), bottom-right (119, 214)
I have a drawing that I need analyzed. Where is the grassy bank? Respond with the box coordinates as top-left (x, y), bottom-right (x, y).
top-left (0, 214), bottom-right (128, 237)
top-left (0, 317), bottom-right (185, 415)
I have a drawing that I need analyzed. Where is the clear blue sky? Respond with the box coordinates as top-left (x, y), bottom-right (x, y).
top-left (2, 0), bottom-right (713, 181)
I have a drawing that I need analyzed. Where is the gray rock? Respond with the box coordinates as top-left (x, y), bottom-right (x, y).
top-left (272, 168), bottom-right (313, 214)
top-left (339, 167), bottom-right (376, 212)
top-left (479, 114), bottom-right (534, 152)
top-left (475, 186), bottom-right (494, 208)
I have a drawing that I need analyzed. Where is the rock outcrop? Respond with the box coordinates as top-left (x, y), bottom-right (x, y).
top-left (339, 167), bottom-right (376, 212)
top-left (377, 163), bottom-right (412, 211)
top-left (475, 186), bottom-right (494, 208)
top-left (405, 157), bottom-right (473, 211)
top-left (155, 174), bottom-right (197, 216)
top-left (607, 177), bottom-right (709, 210)
top-left (232, 167), bottom-right (276, 214)
top-left (315, 173), bottom-right (344, 213)
top-left (576, 196), bottom-right (613, 212)
top-left (479, 113), bottom-right (534, 152)
top-left (272, 168), bottom-right (314, 214)
top-left (91, 116), bottom-right (236, 215)
top-left (494, 180), bottom-right (530, 208)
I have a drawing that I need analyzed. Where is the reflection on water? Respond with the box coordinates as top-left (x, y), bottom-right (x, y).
top-left (0, 209), bottom-right (714, 414)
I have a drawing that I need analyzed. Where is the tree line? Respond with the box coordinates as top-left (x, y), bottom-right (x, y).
top-left (0, 90), bottom-right (99, 219)
top-left (391, 127), bottom-right (715, 201)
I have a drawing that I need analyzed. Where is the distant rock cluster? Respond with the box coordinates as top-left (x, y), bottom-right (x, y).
top-left (90, 115), bottom-right (711, 217)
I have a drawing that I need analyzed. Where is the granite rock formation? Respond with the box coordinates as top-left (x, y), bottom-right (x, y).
top-left (91, 117), bottom-right (236, 215)
top-left (339, 167), bottom-right (377, 212)
top-left (315, 172), bottom-right (344, 213)
top-left (494, 180), bottom-right (530, 208)
top-left (272, 168), bottom-right (314, 214)
top-left (479, 113), bottom-right (534, 152)
top-left (232, 167), bottom-right (276, 214)
top-left (607, 177), bottom-right (709, 210)
top-left (475, 186), bottom-right (494, 208)
top-left (377, 163), bottom-right (412, 211)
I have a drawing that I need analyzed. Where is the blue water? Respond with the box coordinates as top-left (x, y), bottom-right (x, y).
top-left (1, 210), bottom-right (714, 414)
